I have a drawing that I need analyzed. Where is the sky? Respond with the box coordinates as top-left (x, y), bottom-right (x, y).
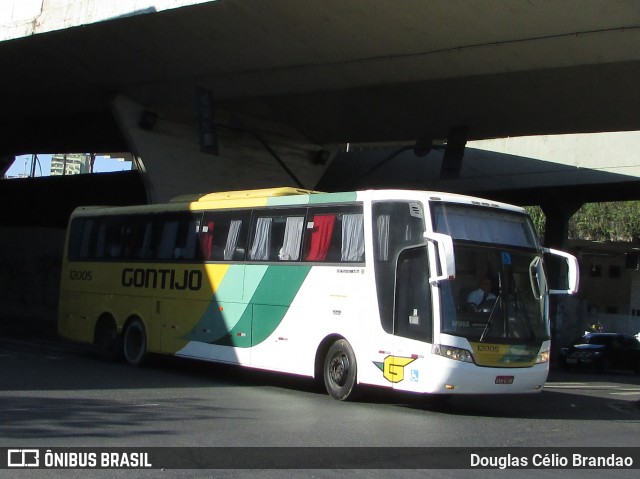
top-left (4, 154), bottom-right (132, 178)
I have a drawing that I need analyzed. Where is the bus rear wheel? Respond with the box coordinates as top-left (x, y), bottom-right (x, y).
top-left (123, 319), bottom-right (147, 367)
top-left (95, 317), bottom-right (121, 362)
top-left (324, 339), bottom-right (358, 401)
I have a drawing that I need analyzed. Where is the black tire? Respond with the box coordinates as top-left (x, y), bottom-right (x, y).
top-left (123, 319), bottom-right (147, 367)
top-left (323, 339), bottom-right (358, 401)
top-left (94, 318), bottom-right (121, 362)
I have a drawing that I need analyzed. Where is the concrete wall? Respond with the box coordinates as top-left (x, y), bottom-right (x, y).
top-left (112, 95), bottom-right (328, 203)
top-left (578, 253), bottom-right (633, 316)
top-left (0, 226), bottom-right (65, 322)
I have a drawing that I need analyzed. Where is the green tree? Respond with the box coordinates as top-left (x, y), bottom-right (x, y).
top-left (527, 202), bottom-right (640, 242)
top-left (525, 205), bottom-right (545, 239)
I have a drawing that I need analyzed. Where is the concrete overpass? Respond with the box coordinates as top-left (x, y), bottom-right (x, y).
top-left (2, 0), bottom-right (640, 202)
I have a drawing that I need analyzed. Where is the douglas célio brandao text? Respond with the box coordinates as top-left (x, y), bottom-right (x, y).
top-left (470, 452), bottom-right (634, 469)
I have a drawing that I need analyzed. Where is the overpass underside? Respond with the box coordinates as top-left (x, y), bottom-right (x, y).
top-left (2, 0), bottom-right (640, 205)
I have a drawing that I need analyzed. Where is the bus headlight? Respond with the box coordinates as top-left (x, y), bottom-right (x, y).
top-left (432, 344), bottom-right (474, 363)
top-left (536, 350), bottom-right (550, 364)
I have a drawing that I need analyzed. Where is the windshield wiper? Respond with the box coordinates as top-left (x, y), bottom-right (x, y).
top-left (479, 273), bottom-right (502, 342)
top-left (514, 287), bottom-right (535, 339)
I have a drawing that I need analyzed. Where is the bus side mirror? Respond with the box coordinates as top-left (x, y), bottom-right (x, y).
top-left (423, 232), bottom-right (456, 284)
top-left (542, 247), bottom-right (580, 295)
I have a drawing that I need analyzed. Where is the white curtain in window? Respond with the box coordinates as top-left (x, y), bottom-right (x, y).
top-left (182, 219), bottom-right (199, 259)
top-left (376, 214), bottom-right (390, 261)
top-left (341, 214), bottom-right (365, 262)
top-left (140, 222), bottom-right (153, 258)
top-left (158, 221), bottom-right (178, 259)
top-left (96, 223), bottom-right (107, 258)
top-left (279, 216), bottom-right (304, 260)
top-left (434, 209), bottom-right (535, 248)
top-left (80, 220), bottom-right (94, 258)
top-left (223, 220), bottom-right (242, 260)
top-left (249, 217), bottom-right (272, 260)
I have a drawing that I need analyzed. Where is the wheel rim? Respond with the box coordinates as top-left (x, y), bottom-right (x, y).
top-left (329, 352), bottom-right (350, 387)
top-left (125, 324), bottom-right (144, 363)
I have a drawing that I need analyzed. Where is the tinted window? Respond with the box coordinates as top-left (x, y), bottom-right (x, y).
top-left (248, 209), bottom-right (307, 262)
top-left (302, 205), bottom-right (364, 263)
top-left (199, 210), bottom-right (250, 261)
top-left (372, 201), bottom-right (426, 333)
top-left (68, 212), bottom-right (202, 262)
top-left (432, 203), bottom-right (537, 248)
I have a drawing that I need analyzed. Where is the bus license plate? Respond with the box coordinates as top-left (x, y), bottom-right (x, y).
top-left (495, 376), bottom-right (514, 385)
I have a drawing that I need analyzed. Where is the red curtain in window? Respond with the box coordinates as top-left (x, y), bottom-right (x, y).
top-left (306, 215), bottom-right (336, 261)
top-left (200, 221), bottom-right (214, 260)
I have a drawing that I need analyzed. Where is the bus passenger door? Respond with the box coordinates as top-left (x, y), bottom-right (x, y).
top-left (391, 247), bottom-right (433, 390)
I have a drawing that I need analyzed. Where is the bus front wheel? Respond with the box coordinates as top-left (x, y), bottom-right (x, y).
top-left (123, 319), bottom-right (147, 367)
top-left (324, 339), bottom-right (358, 401)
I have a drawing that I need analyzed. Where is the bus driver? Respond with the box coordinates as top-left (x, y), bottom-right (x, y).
top-left (467, 277), bottom-right (496, 307)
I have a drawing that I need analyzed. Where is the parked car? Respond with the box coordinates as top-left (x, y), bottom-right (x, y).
top-left (560, 333), bottom-right (640, 373)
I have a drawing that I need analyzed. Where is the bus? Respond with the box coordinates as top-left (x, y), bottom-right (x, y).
top-left (58, 187), bottom-right (578, 400)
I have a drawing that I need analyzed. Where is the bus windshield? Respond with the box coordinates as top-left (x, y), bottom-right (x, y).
top-left (432, 203), bottom-right (548, 343)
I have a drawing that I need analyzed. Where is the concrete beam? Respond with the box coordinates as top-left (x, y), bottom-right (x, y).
top-left (111, 95), bottom-right (328, 202)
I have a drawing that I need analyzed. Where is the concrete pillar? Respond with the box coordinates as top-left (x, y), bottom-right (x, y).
top-left (541, 201), bottom-right (582, 250)
top-left (540, 200), bottom-right (583, 365)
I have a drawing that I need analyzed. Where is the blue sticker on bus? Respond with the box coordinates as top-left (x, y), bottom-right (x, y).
top-left (502, 252), bottom-right (512, 265)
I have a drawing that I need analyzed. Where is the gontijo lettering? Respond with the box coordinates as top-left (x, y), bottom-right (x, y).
top-left (121, 268), bottom-right (202, 291)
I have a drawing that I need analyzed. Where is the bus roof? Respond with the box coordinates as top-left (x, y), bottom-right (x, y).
top-left (70, 187), bottom-right (526, 217)
top-left (170, 187), bottom-right (321, 203)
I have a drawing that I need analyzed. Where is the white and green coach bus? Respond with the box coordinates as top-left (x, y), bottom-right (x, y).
top-left (58, 187), bottom-right (578, 400)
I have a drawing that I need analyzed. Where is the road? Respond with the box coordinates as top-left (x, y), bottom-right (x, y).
top-left (0, 322), bottom-right (639, 478)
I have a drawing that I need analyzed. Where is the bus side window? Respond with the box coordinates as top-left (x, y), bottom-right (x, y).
top-left (340, 213), bottom-right (364, 262)
top-left (303, 205), bottom-right (364, 263)
top-left (373, 201), bottom-right (426, 334)
top-left (155, 213), bottom-right (200, 261)
top-left (179, 216), bottom-right (200, 260)
top-left (199, 211), bottom-right (249, 261)
top-left (395, 247), bottom-right (432, 342)
top-left (276, 216), bottom-right (304, 261)
top-left (122, 216), bottom-right (151, 259)
top-left (249, 217), bottom-right (273, 261)
top-left (95, 217), bottom-right (124, 259)
top-left (157, 219), bottom-right (179, 260)
top-left (224, 219), bottom-right (246, 260)
top-left (68, 218), bottom-right (95, 260)
top-left (199, 218), bottom-right (215, 260)
top-left (304, 214), bottom-right (336, 262)
top-left (249, 209), bottom-right (306, 262)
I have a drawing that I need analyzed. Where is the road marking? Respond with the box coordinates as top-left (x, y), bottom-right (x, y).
top-left (545, 382), bottom-right (588, 386)
top-left (610, 390), bottom-right (640, 396)
top-left (545, 384), bottom-right (617, 390)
